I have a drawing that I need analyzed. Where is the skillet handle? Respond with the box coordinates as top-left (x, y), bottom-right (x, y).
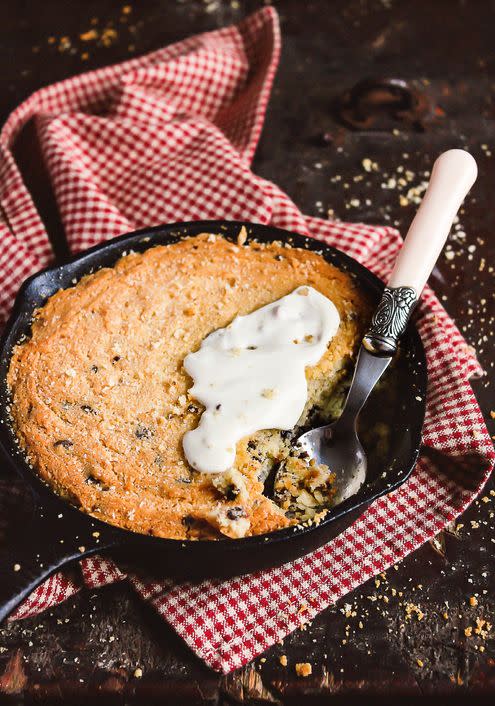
top-left (0, 506), bottom-right (117, 624)
top-left (0, 545), bottom-right (86, 623)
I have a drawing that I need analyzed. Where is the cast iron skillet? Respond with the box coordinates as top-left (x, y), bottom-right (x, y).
top-left (0, 220), bottom-right (427, 622)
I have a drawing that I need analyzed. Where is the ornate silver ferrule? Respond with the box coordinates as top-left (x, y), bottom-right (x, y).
top-left (363, 286), bottom-right (418, 356)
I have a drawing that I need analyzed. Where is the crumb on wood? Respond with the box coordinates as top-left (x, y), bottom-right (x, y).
top-left (405, 602), bottom-right (424, 621)
top-left (237, 226), bottom-right (248, 246)
top-left (295, 662), bottom-right (312, 677)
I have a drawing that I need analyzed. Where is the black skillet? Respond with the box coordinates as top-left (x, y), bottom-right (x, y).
top-left (0, 220), bottom-right (427, 622)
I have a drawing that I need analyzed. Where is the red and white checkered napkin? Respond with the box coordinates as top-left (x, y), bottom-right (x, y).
top-left (0, 8), bottom-right (493, 672)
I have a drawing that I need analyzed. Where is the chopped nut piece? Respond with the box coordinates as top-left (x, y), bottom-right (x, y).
top-left (279, 655), bottom-right (288, 666)
top-left (134, 668), bottom-right (143, 678)
top-left (469, 596), bottom-right (478, 607)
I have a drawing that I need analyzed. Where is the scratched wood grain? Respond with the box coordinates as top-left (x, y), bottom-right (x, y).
top-left (0, 0), bottom-right (494, 703)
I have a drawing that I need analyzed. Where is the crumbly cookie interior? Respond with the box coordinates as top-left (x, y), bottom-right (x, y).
top-left (7, 233), bottom-right (370, 539)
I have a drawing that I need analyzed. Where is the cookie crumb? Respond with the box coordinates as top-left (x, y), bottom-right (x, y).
top-left (405, 603), bottom-right (424, 621)
top-left (295, 662), bottom-right (312, 677)
top-left (237, 226), bottom-right (248, 246)
top-left (134, 668), bottom-right (143, 678)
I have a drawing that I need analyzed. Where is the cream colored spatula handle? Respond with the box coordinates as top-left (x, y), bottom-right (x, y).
top-left (388, 149), bottom-right (478, 294)
top-left (363, 149), bottom-right (477, 356)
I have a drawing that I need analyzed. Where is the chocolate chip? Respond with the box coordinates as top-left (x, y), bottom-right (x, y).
top-left (112, 356), bottom-right (121, 363)
top-left (226, 506), bottom-right (245, 520)
top-left (280, 430), bottom-right (292, 440)
top-left (85, 474), bottom-right (109, 490)
top-left (225, 484), bottom-right (240, 501)
top-left (91, 365), bottom-right (99, 373)
top-left (182, 515), bottom-right (195, 527)
top-left (215, 403), bottom-right (221, 411)
top-left (54, 439), bottom-right (73, 449)
top-left (135, 425), bottom-right (153, 439)
top-left (247, 440), bottom-right (256, 450)
top-left (81, 404), bottom-right (96, 414)
top-left (274, 254), bottom-right (284, 261)
top-left (187, 404), bottom-right (199, 414)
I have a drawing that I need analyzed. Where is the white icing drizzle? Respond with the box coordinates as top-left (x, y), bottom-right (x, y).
top-left (182, 286), bottom-right (340, 473)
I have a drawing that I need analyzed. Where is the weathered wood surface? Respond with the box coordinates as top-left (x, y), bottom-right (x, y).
top-left (0, 0), bottom-right (494, 703)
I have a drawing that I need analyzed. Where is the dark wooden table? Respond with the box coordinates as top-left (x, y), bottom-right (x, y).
top-left (0, 1), bottom-right (494, 703)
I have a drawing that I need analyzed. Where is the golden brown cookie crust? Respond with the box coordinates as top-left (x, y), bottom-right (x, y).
top-left (7, 233), bottom-right (369, 539)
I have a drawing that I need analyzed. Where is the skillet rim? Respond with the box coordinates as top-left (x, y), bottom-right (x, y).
top-left (0, 219), bottom-right (427, 553)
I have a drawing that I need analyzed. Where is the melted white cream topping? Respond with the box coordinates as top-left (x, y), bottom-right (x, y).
top-left (182, 286), bottom-right (340, 473)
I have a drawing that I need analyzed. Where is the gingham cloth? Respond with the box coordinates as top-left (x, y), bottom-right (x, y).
top-left (0, 8), bottom-right (493, 673)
